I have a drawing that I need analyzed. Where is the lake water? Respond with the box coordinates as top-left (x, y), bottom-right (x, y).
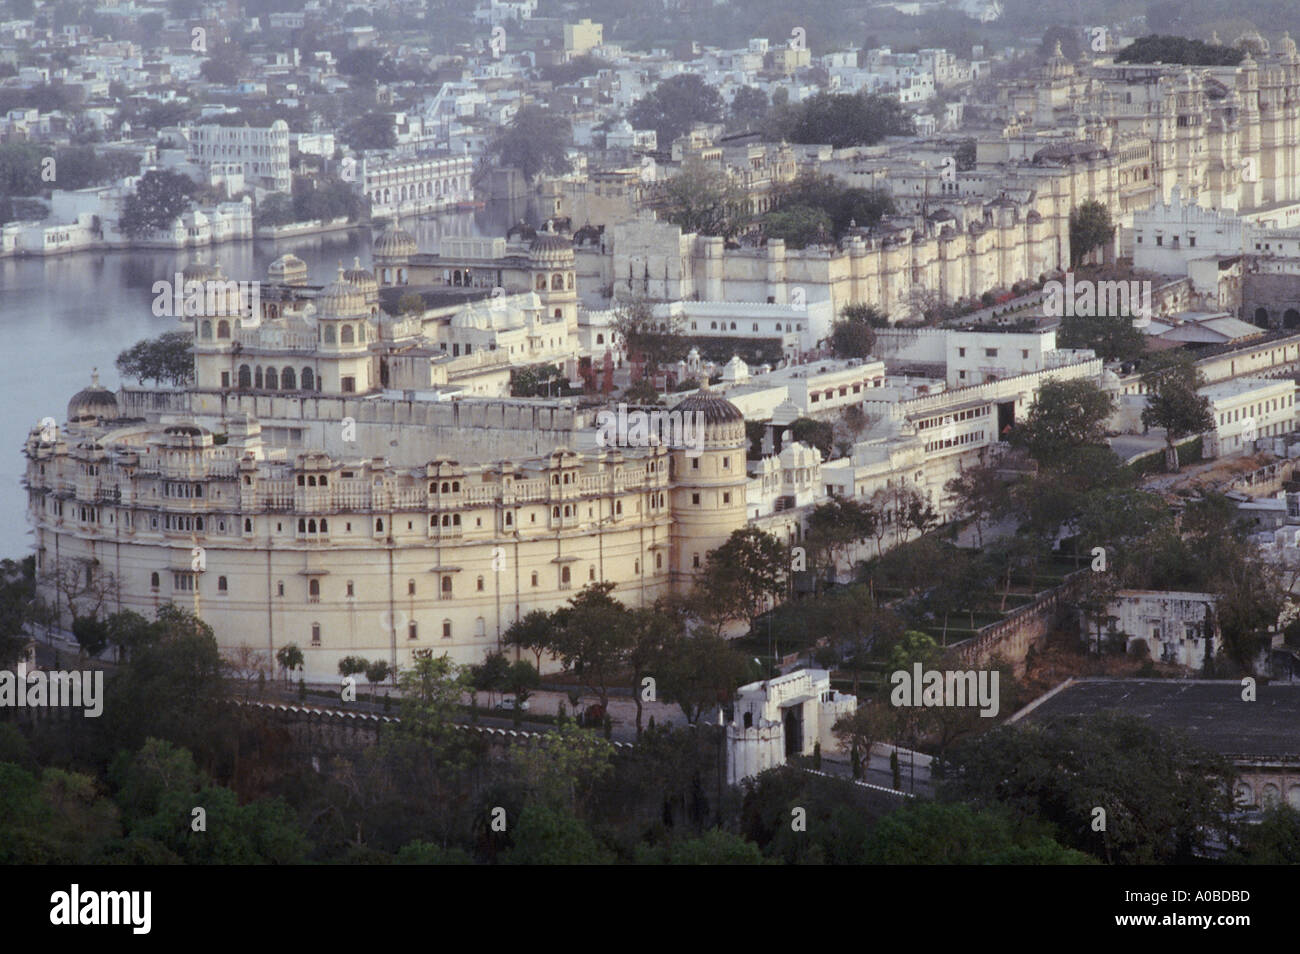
top-left (0, 202), bottom-right (530, 557)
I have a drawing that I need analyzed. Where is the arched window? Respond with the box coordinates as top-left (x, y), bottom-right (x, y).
top-left (298, 518), bottom-right (306, 532)
top-left (407, 579), bottom-right (416, 595)
top-left (530, 572), bottom-right (539, 587)
top-left (201, 320), bottom-right (213, 339)
top-left (324, 325), bottom-right (336, 344)
top-left (308, 519), bottom-right (317, 533)
top-left (150, 571), bottom-right (159, 589)
top-left (561, 566), bottom-right (571, 584)
top-left (567, 273), bottom-right (574, 290)
top-left (282, 367), bottom-right (296, 389)
top-left (217, 319), bottom-right (231, 339)
top-left (254, 366), bottom-right (263, 389)
top-left (376, 518), bottom-right (384, 532)
top-left (238, 365), bottom-right (251, 388)
top-left (243, 518), bottom-right (252, 532)
top-left (553, 506), bottom-right (560, 518)
top-left (341, 324), bottom-right (355, 344)
top-left (441, 576), bottom-right (452, 597)
top-left (308, 579), bottom-right (320, 599)
top-left (552, 273), bottom-right (564, 290)
top-left (265, 367), bottom-right (278, 390)
top-left (536, 275), bottom-right (546, 290)
top-left (408, 621), bottom-right (418, 640)
top-left (311, 623), bottom-right (321, 645)
top-left (358, 324), bottom-right (367, 342)
top-left (301, 367), bottom-right (314, 390)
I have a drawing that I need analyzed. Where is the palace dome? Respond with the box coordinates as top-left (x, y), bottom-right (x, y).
top-left (529, 230), bottom-right (574, 264)
top-left (374, 220), bottom-right (417, 259)
top-left (673, 388), bottom-right (744, 426)
top-left (316, 266), bottom-right (369, 318)
top-left (343, 257), bottom-right (379, 298)
top-left (67, 370), bottom-right (118, 424)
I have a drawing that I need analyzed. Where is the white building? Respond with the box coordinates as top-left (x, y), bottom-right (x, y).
top-left (725, 669), bottom-right (856, 784)
top-left (1097, 590), bottom-right (1217, 667)
top-left (359, 155), bottom-right (474, 218)
top-left (185, 120), bottom-right (291, 193)
top-left (1201, 377), bottom-right (1296, 458)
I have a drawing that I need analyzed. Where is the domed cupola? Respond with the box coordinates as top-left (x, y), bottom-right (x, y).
top-left (528, 225), bottom-right (574, 265)
top-left (374, 219), bottom-right (417, 261)
top-left (67, 369), bottom-right (118, 426)
top-left (316, 265), bottom-right (369, 319)
top-left (374, 218), bottom-right (417, 286)
top-left (343, 256), bottom-right (380, 311)
top-left (672, 387), bottom-right (745, 427)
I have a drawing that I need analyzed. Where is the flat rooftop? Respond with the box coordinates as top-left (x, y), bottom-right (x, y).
top-left (1011, 679), bottom-right (1300, 760)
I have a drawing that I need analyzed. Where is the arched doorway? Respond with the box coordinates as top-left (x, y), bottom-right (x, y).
top-left (1255, 307), bottom-right (1271, 327)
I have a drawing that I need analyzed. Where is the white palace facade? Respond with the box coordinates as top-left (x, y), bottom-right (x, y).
top-left (21, 222), bottom-right (760, 681)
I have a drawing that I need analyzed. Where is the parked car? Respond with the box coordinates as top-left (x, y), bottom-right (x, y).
top-left (495, 696), bottom-right (530, 712)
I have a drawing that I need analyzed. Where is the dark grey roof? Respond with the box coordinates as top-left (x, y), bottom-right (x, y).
top-left (1014, 679), bottom-right (1300, 759)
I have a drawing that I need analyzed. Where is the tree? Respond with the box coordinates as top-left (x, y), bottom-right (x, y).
top-left (761, 203), bottom-right (832, 248)
top-left (119, 170), bottom-right (195, 239)
top-left (648, 830), bottom-right (769, 864)
top-left (934, 713), bottom-right (1237, 864)
top-left (788, 416), bottom-right (834, 459)
top-left (624, 605), bottom-right (677, 738)
top-left (833, 701), bottom-right (893, 779)
top-left (657, 629), bottom-right (745, 724)
top-left (106, 607), bottom-right (231, 775)
top-left (772, 172), bottom-right (894, 236)
top-left (629, 74), bottom-right (724, 147)
top-left (1227, 805), bottom-right (1300, 863)
top-left (862, 801), bottom-right (1095, 864)
top-left (693, 527), bottom-right (789, 631)
top-left (1010, 378), bottom-right (1114, 467)
top-left (828, 305), bottom-right (881, 359)
top-left (656, 161), bottom-right (748, 239)
top-left (275, 643), bottom-right (304, 685)
top-left (1140, 353), bottom-right (1214, 472)
top-left (396, 292), bottom-right (425, 316)
top-left (1115, 35), bottom-right (1244, 66)
top-left (611, 296), bottom-right (687, 372)
top-left (508, 720), bottom-right (614, 809)
top-left (504, 660), bottom-right (540, 724)
top-left (775, 91), bottom-right (913, 148)
top-left (115, 331), bottom-right (193, 387)
top-left (1069, 200), bottom-right (1115, 266)
top-left (487, 105), bottom-right (571, 182)
top-left (469, 651), bottom-right (509, 710)
top-left (944, 461), bottom-right (1011, 547)
top-left (364, 659), bottom-right (392, 701)
top-left (1057, 312), bottom-right (1147, 363)
top-left (549, 582), bottom-right (632, 712)
top-left (502, 802), bottom-right (613, 865)
top-left (729, 86), bottom-right (769, 127)
top-left (340, 112), bottom-right (396, 151)
top-left (504, 609), bottom-right (554, 673)
top-left (805, 496), bottom-right (878, 582)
